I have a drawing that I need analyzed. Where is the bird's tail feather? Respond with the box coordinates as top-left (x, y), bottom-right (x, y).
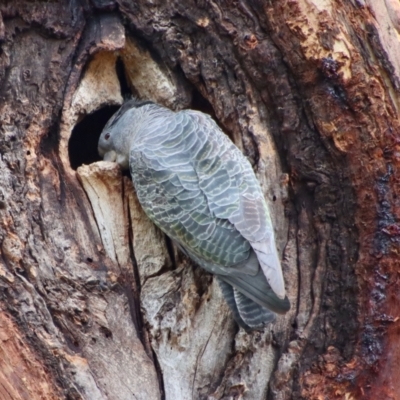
top-left (233, 287), bottom-right (276, 327)
top-left (217, 278), bottom-right (276, 329)
top-left (218, 268), bottom-right (290, 315)
top-left (217, 279), bottom-right (252, 329)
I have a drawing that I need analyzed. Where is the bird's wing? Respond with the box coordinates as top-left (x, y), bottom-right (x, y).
top-left (184, 110), bottom-right (285, 299)
top-left (130, 109), bottom-right (285, 298)
top-left (130, 112), bottom-right (254, 271)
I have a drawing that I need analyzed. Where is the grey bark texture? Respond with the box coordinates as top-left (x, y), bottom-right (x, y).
top-left (1, 1), bottom-right (400, 399)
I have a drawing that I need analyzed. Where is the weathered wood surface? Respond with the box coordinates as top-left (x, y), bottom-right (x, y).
top-left (1, 0), bottom-right (400, 399)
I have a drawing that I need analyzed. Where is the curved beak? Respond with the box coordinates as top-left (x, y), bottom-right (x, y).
top-left (103, 150), bottom-right (117, 162)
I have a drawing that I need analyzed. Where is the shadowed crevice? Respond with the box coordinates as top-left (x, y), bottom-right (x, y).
top-left (68, 106), bottom-right (119, 170)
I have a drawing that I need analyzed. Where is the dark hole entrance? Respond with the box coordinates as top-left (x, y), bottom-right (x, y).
top-left (68, 106), bottom-right (119, 170)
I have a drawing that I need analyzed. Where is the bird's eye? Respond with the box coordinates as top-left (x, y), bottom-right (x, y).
top-left (105, 133), bottom-right (110, 140)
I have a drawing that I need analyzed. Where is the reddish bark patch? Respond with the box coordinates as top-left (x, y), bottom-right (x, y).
top-left (0, 310), bottom-right (61, 400)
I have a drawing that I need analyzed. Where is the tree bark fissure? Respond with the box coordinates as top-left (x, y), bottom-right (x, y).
top-left (1, 0), bottom-right (400, 399)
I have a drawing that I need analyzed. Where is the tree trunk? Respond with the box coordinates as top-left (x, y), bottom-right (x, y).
top-left (0, 1), bottom-right (399, 399)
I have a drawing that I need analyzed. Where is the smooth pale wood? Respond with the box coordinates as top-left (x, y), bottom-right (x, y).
top-left (1, 1), bottom-right (400, 399)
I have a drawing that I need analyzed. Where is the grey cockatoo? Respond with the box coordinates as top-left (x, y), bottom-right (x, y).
top-left (98, 99), bottom-right (290, 329)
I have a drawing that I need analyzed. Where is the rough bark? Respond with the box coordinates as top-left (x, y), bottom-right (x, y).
top-left (0, 0), bottom-right (399, 399)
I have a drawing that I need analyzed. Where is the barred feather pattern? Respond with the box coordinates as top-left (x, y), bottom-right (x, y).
top-left (98, 101), bottom-right (290, 329)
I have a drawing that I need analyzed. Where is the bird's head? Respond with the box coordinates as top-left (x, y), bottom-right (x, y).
top-left (98, 99), bottom-right (154, 170)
